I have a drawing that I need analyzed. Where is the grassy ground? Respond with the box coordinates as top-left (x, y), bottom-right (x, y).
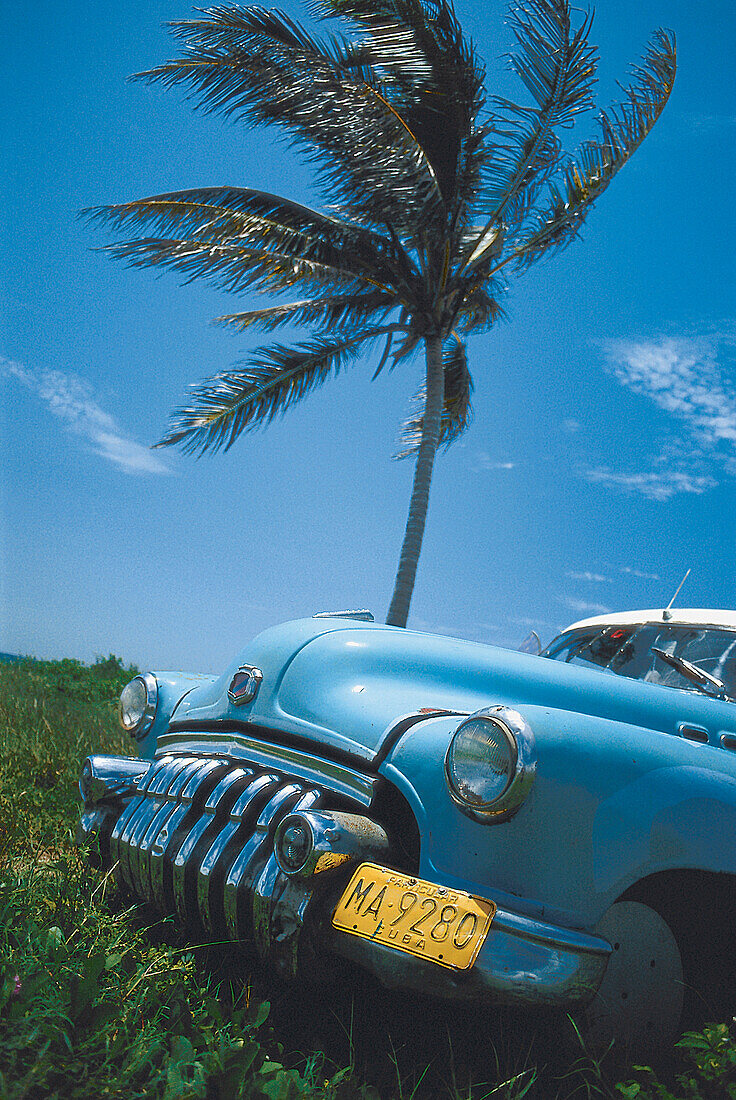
top-left (1, 657), bottom-right (735, 1099)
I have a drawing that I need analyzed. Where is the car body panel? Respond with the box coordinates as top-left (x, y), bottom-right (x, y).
top-left (163, 618), bottom-right (736, 763)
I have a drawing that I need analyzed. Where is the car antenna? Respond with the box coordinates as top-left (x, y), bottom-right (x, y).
top-left (662, 568), bottom-right (691, 621)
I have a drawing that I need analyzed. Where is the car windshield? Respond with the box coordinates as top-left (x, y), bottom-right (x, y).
top-left (542, 623), bottom-right (736, 700)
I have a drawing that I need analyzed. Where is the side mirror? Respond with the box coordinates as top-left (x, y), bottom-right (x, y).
top-left (518, 631), bottom-right (542, 656)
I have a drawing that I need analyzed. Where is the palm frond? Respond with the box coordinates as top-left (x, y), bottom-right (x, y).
top-left (512, 27), bottom-right (676, 269)
top-left (213, 289), bottom-right (397, 332)
top-left (85, 186), bottom-right (419, 295)
top-left (133, 6), bottom-right (445, 232)
top-left (453, 282), bottom-right (506, 333)
top-left (475, 0), bottom-right (597, 231)
top-left (394, 338), bottom-right (473, 458)
top-left (157, 326), bottom-right (391, 454)
top-left (322, 0), bottom-right (486, 205)
top-left (97, 235), bottom-right (383, 297)
top-left (449, 124), bottom-right (493, 236)
top-left (319, 0), bottom-right (434, 84)
top-left (324, 0), bottom-right (486, 111)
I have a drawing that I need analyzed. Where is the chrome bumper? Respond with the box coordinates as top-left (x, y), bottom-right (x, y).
top-left (78, 753), bottom-right (610, 1007)
top-left (330, 899), bottom-right (610, 1008)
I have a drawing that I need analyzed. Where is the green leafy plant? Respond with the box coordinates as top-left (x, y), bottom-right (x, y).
top-left (616, 1024), bottom-right (736, 1099)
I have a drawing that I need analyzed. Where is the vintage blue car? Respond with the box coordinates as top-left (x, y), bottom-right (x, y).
top-left (78, 608), bottom-right (736, 1053)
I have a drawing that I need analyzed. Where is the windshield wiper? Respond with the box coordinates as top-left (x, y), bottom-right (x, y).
top-left (651, 647), bottom-right (726, 697)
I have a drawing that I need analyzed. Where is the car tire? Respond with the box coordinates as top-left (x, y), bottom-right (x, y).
top-left (581, 900), bottom-right (685, 1057)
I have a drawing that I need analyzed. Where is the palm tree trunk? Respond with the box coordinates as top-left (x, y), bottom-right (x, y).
top-left (386, 334), bottom-right (444, 628)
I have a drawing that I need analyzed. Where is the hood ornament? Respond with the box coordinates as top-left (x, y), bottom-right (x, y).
top-left (228, 664), bottom-right (263, 706)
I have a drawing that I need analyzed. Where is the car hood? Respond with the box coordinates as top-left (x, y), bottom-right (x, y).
top-left (168, 618), bottom-right (736, 763)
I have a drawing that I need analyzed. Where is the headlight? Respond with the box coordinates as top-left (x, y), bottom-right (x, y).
top-left (445, 706), bottom-right (536, 822)
top-left (274, 815), bottom-right (314, 874)
top-left (119, 673), bottom-right (158, 740)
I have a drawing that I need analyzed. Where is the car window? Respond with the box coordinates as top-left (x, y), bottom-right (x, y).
top-left (542, 624), bottom-right (736, 699)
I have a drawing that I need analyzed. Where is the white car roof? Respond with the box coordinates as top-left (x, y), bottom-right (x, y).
top-left (562, 608), bottom-right (736, 633)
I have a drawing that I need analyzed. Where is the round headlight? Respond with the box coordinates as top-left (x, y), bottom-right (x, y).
top-left (274, 814), bottom-right (314, 874)
top-left (119, 674), bottom-right (158, 739)
top-left (445, 706), bottom-right (536, 822)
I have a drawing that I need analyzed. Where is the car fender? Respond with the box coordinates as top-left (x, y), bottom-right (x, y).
top-left (381, 705), bottom-right (736, 929)
top-left (592, 764), bottom-right (736, 895)
top-left (136, 672), bottom-right (218, 759)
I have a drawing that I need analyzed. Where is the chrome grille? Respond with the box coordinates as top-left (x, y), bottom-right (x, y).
top-left (107, 755), bottom-right (321, 940)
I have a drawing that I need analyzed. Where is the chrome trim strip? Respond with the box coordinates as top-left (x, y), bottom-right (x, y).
top-left (204, 768), bottom-right (252, 812)
top-left (165, 757), bottom-right (202, 800)
top-left (231, 773), bottom-right (281, 822)
top-left (222, 783), bottom-right (301, 941)
top-left (149, 799), bottom-right (196, 909)
top-left (196, 819), bottom-right (242, 931)
top-left (129, 756), bottom-right (196, 893)
top-left (132, 757), bottom-right (198, 895)
top-left (128, 794), bottom-right (165, 893)
top-left (232, 782), bottom-right (305, 921)
top-left (138, 800), bottom-right (182, 900)
top-left (171, 768), bottom-right (250, 922)
top-left (155, 735), bottom-right (375, 806)
top-left (195, 770), bottom-right (266, 931)
top-left (204, 772), bottom-right (281, 931)
top-left (111, 757), bottom-right (172, 881)
top-left (181, 767), bottom-right (254, 927)
top-left (252, 856), bottom-right (283, 953)
top-left (180, 758), bottom-right (226, 802)
top-left (312, 609), bottom-right (374, 621)
top-left (146, 757), bottom-right (203, 906)
top-left (128, 757), bottom-right (190, 893)
top-left (252, 789), bottom-right (321, 960)
top-left (153, 759), bottom-right (231, 910)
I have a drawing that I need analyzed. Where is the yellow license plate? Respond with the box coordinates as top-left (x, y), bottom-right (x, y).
top-left (332, 862), bottom-right (495, 971)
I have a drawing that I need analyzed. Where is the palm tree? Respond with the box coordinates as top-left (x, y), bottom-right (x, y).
top-left (89, 0), bottom-right (675, 627)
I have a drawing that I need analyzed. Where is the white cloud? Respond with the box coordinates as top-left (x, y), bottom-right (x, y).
top-left (1, 356), bottom-right (170, 476)
top-left (585, 335), bottom-right (736, 500)
top-left (93, 432), bottom-right (171, 475)
top-left (603, 336), bottom-right (736, 446)
top-left (565, 570), bottom-right (611, 583)
top-left (510, 615), bottom-right (558, 629)
top-left (559, 597), bottom-right (612, 615)
top-left (586, 466), bottom-right (716, 502)
top-left (473, 451), bottom-right (515, 472)
top-left (562, 418), bottom-right (580, 433)
top-left (620, 566), bottom-right (661, 581)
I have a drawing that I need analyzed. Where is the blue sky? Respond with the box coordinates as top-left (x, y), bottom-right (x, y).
top-left (2, 0), bottom-right (735, 672)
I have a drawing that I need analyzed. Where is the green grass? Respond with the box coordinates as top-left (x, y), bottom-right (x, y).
top-left (1, 658), bottom-right (734, 1099)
